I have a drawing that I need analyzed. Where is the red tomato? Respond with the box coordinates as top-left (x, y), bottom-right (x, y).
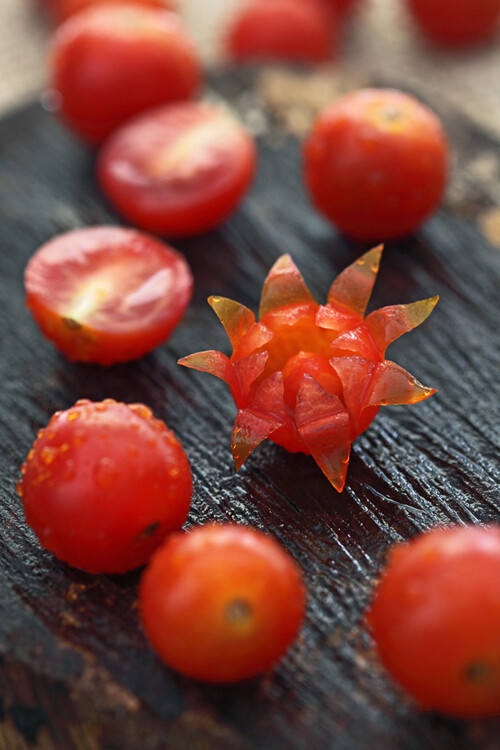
top-left (304, 89), bottom-right (448, 240)
top-left (367, 526), bottom-right (500, 717)
top-left (321, 0), bottom-right (358, 15)
top-left (18, 399), bottom-right (193, 574)
top-left (97, 103), bottom-right (257, 236)
top-left (24, 226), bottom-right (193, 365)
top-left (407, 0), bottom-right (500, 47)
top-left (43, 0), bottom-right (175, 25)
top-left (140, 524), bottom-right (306, 682)
top-left (49, 4), bottom-right (202, 143)
top-left (226, 0), bottom-right (336, 64)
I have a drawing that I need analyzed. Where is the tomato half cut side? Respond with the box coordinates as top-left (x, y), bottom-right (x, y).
top-left (97, 102), bottom-right (257, 236)
top-left (18, 399), bottom-right (193, 574)
top-left (49, 4), bottom-right (201, 143)
top-left (24, 226), bottom-right (193, 365)
top-left (140, 524), bottom-right (306, 682)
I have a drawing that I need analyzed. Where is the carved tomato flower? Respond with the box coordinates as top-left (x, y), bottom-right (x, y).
top-left (179, 246), bottom-right (437, 492)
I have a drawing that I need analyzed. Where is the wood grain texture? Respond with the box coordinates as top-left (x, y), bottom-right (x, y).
top-left (0, 70), bottom-right (499, 750)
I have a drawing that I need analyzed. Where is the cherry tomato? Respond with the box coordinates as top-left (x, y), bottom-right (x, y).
top-left (304, 89), bottom-right (448, 240)
top-left (24, 226), bottom-right (193, 365)
top-left (321, 0), bottom-right (358, 15)
top-left (18, 399), bottom-right (193, 574)
top-left (140, 524), bottom-right (306, 682)
top-left (97, 103), bottom-right (257, 236)
top-left (43, 0), bottom-right (175, 25)
top-left (226, 0), bottom-right (336, 64)
top-left (407, 0), bottom-right (500, 47)
top-left (49, 4), bottom-right (202, 143)
top-left (367, 525), bottom-right (500, 717)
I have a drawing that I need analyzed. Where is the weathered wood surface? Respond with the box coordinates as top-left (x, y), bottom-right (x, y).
top-left (1, 70), bottom-right (500, 750)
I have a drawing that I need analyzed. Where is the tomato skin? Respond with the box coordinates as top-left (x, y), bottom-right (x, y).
top-left (367, 526), bottom-right (500, 717)
top-left (407, 0), bottom-right (500, 47)
top-left (18, 400), bottom-right (193, 574)
top-left (43, 0), bottom-right (175, 25)
top-left (97, 103), bottom-right (256, 236)
top-left (49, 4), bottom-right (201, 143)
top-left (304, 89), bottom-right (448, 240)
top-left (226, 0), bottom-right (336, 64)
top-left (140, 524), bottom-right (306, 682)
top-left (25, 226), bottom-right (193, 365)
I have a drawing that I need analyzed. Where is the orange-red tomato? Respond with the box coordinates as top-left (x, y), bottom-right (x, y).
top-left (407, 0), bottom-right (500, 47)
top-left (226, 0), bottom-right (336, 63)
top-left (367, 526), bottom-right (500, 717)
top-left (24, 226), bottom-right (193, 365)
top-left (140, 524), bottom-right (306, 682)
top-left (49, 4), bottom-right (201, 143)
top-left (304, 89), bottom-right (448, 240)
top-left (18, 399), bottom-right (193, 574)
top-left (43, 0), bottom-right (176, 25)
top-left (97, 103), bottom-right (256, 236)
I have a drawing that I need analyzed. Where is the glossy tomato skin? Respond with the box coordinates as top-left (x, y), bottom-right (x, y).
top-left (304, 89), bottom-right (448, 240)
top-left (44, 0), bottom-right (175, 25)
top-left (25, 226), bottom-right (193, 365)
top-left (97, 103), bottom-right (257, 236)
top-left (49, 4), bottom-right (201, 143)
top-left (408, 0), bottom-right (500, 47)
top-left (226, 0), bottom-right (335, 64)
top-left (18, 400), bottom-right (193, 574)
top-left (368, 526), bottom-right (500, 717)
top-left (140, 524), bottom-right (306, 682)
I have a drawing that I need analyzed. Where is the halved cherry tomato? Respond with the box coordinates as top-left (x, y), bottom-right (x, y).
top-left (49, 4), bottom-right (201, 143)
top-left (140, 524), bottom-right (306, 682)
top-left (304, 88), bottom-right (448, 239)
top-left (407, 0), bottom-right (500, 47)
top-left (367, 525), bottom-right (500, 717)
top-left (97, 102), bottom-right (257, 236)
top-left (226, 0), bottom-right (336, 64)
top-left (43, 0), bottom-right (176, 25)
top-left (24, 226), bottom-right (193, 365)
top-left (18, 399), bottom-right (193, 574)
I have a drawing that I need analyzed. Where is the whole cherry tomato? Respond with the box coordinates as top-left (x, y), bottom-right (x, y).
top-left (304, 88), bottom-right (448, 240)
top-left (18, 399), bottom-right (193, 574)
top-left (407, 0), bottom-right (500, 47)
top-left (367, 525), bottom-right (500, 717)
top-left (140, 524), bottom-right (306, 682)
top-left (43, 0), bottom-right (176, 25)
top-left (321, 0), bottom-right (358, 14)
top-left (24, 226), bottom-right (193, 365)
top-left (97, 102), bottom-right (257, 236)
top-left (226, 0), bottom-right (336, 64)
top-left (49, 4), bottom-right (201, 143)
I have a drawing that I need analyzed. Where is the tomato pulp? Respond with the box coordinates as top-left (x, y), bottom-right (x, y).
top-left (140, 524), bottom-right (306, 682)
top-left (25, 226), bottom-right (193, 365)
top-left (368, 525), bottom-right (500, 717)
top-left (98, 102), bottom-right (257, 236)
top-left (49, 4), bottom-right (201, 142)
top-left (226, 0), bottom-right (336, 63)
top-left (304, 88), bottom-right (448, 240)
top-left (18, 399), bottom-right (193, 574)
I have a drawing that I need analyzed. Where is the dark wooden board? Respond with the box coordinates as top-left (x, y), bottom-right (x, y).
top-left (1, 69), bottom-right (499, 750)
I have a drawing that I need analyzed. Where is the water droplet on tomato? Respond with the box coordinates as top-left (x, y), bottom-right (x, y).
top-left (94, 457), bottom-right (118, 489)
top-left (169, 467), bottom-right (180, 479)
top-left (40, 446), bottom-right (58, 465)
top-left (63, 459), bottom-right (76, 481)
top-left (16, 481), bottom-right (23, 497)
top-left (37, 429), bottom-right (45, 439)
top-left (67, 411), bottom-right (80, 422)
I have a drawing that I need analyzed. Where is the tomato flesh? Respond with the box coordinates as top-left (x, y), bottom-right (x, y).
top-left (140, 524), bottom-right (305, 682)
top-left (24, 226), bottom-right (193, 365)
top-left (50, 4), bottom-right (201, 143)
top-left (304, 88), bottom-right (448, 240)
top-left (368, 525), bottom-right (500, 717)
top-left (226, 0), bottom-right (336, 63)
top-left (407, 0), bottom-right (500, 47)
top-left (43, 0), bottom-right (176, 25)
top-left (98, 102), bottom-right (256, 236)
top-left (18, 399), bottom-right (193, 574)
